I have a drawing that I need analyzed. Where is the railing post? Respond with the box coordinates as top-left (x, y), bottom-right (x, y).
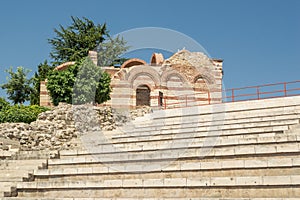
top-left (164, 97), bottom-right (167, 110)
top-left (208, 91), bottom-right (211, 104)
top-left (284, 82), bottom-right (287, 97)
top-left (231, 89), bottom-right (235, 102)
top-left (257, 86), bottom-right (260, 100)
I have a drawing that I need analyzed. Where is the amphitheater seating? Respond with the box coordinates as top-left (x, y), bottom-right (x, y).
top-left (1, 96), bottom-right (300, 199)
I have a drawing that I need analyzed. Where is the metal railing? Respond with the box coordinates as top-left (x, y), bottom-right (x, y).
top-left (224, 80), bottom-right (300, 103)
top-left (161, 80), bottom-right (300, 109)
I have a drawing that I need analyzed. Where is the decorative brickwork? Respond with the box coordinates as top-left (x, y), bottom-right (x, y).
top-left (40, 50), bottom-right (223, 109)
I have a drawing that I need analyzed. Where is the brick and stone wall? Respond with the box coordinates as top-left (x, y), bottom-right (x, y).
top-left (40, 50), bottom-right (223, 109)
top-left (106, 50), bottom-right (223, 109)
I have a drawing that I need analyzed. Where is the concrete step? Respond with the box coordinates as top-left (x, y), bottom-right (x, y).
top-left (14, 187), bottom-right (300, 198)
top-left (94, 125), bottom-right (291, 148)
top-left (16, 174), bottom-right (300, 188)
top-left (110, 133), bottom-right (299, 152)
top-left (34, 156), bottom-right (300, 177)
top-left (71, 131), bottom-right (289, 154)
top-left (112, 119), bottom-right (299, 140)
top-left (14, 175), bottom-right (300, 198)
top-left (2, 198), bottom-right (300, 200)
top-left (11, 150), bottom-right (58, 160)
top-left (48, 142), bottom-right (300, 167)
top-left (147, 96), bottom-right (300, 120)
top-left (61, 133), bottom-right (300, 158)
top-left (131, 111), bottom-right (300, 132)
top-left (33, 168), bottom-right (300, 185)
top-left (0, 160), bottom-right (46, 170)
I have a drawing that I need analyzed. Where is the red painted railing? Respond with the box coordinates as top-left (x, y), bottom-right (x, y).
top-left (161, 80), bottom-right (300, 109)
top-left (224, 80), bottom-right (300, 102)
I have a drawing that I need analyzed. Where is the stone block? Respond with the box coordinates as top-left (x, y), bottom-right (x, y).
top-left (263, 176), bottom-right (291, 185)
top-left (210, 177), bottom-right (235, 186)
top-left (187, 177), bottom-right (210, 186)
top-left (143, 179), bottom-right (164, 187)
top-left (123, 179), bottom-right (143, 187)
top-left (180, 162), bottom-right (200, 170)
top-left (236, 176), bottom-right (262, 185)
top-left (268, 158), bottom-right (293, 167)
top-left (221, 159), bottom-right (244, 169)
top-left (245, 159), bottom-right (268, 168)
top-left (164, 178), bottom-right (186, 186)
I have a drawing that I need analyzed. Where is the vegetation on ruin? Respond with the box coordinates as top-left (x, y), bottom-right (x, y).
top-left (46, 57), bottom-right (111, 106)
top-left (0, 104), bottom-right (50, 124)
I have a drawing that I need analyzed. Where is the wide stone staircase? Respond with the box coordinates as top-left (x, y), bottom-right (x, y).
top-left (1, 96), bottom-right (300, 199)
top-left (0, 149), bottom-right (57, 198)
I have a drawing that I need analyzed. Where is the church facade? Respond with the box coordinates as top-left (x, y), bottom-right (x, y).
top-left (40, 50), bottom-right (223, 109)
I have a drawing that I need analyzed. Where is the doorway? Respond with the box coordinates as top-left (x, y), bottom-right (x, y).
top-left (136, 85), bottom-right (151, 106)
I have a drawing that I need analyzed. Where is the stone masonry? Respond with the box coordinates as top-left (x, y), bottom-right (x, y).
top-left (40, 50), bottom-right (223, 109)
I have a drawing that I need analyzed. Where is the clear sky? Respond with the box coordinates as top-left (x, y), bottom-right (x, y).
top-left (0, 0), bottom-right (299, 100)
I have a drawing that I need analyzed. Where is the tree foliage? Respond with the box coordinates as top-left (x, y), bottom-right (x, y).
top-left (46, 64), bottom-right (78, 106)
top-left (97, 35), bottom-right (129, 66)
top-left (49, 16), bottom-right (108, 65)
top-left (30, 60), bottom-right (54, 105)
top-left (1, 67), bottom-right (33, 105)
top-left (73, 57), bottom-right (111, 104)
top-left (0, 97), bottom-right (10, 111)
top-left (46, 57), bottom-right (111, 106)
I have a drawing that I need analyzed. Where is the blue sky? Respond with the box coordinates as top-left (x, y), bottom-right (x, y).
top-left (0, 0), bottom-right (299, 100)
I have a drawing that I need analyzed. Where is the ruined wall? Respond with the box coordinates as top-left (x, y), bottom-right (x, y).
top-left (107, 50), bottom-right (223, 109)
top-left (40, 50), bottom-right (223, 109)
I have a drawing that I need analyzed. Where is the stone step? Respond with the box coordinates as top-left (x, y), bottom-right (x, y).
top-left (49, 142), bottom-right (300, 167)
top-left (95, 125), bottom-right (291, 149)
top-left (118, 106), bottom-right (300, 136)
top-left (147, 96), bottom-right (300, 120)
top-left (73, 131), bottom-right (289, 153)
top-left (15, 175), bottom-right (300, 191)
top-left (62, 132), bottom-right (299, 158)
top-left (116, 101), bottom-right (300, 138)
top-left (0, 160), bottom-right (46, 170)
top-left (33, 168), bottom-right (300, 185)
top-left (0, 182), bottom-right (17, 197)
top-left (12, 175), bottom-right (300, 198)
top-left (10, 150), bottom-right (58, 160)
top-left (131, 111), bottom-right (300, 131)
top-left (11, 187), bottom-right (300, 198)
top-left (109, 133), bottom-right (299, 152)
top-left (2, 198), bottom-right (300, 200)
top-left (35, 156), bottom-right (300, 177)
top-left (112, 119), bottom-right (299, 140)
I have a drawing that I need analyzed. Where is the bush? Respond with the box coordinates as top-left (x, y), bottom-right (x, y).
top-left (0, 105), bottom-right (50, 124)
top-left (0, 97), bottom-right (10, 111)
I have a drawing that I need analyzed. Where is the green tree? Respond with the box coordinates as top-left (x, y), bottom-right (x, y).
top-left (95, 71), bottom-right (111, 103)
top-left (97, 35), bottom-right (129, 66)
top-left (47, 57), bottom-right (111, 106)
top-left (30, 60), bottom-right (54, 105)
top-left (0, 97), bottom-right (10, 111)
top-left (1, 67), bottom-right (33, 105)
top-left (46, 64), bottom-right (78, 106)
top-left (49, 16), bottom-right (108, 65)
top-left (73, 57), bottom-right (111, 104)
